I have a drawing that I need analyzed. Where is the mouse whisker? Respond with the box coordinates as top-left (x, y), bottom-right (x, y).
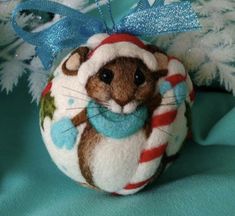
top-left (160, 103), bottom-right (179, 106)
top-left (155, 127), bottom-right (174, 137)
top-left (131, 112), bottom-right (175, 137)
top-left (62, 125), bottom-right (78, 134)
top-left (96, 102), bottom-right (110, 107)
top-left (62, 85), bottom-right (110, 104)
top-left (62, 94), bottom-right (91, 103)
top-left (86, 110), bottom-right (109, 122)
top-left (62, 86), bottom-right (88, 97)
top-left (63, 94), bottom-right (110, 106)
top-left (162, 94), bottom-right (187, 99)
top-left (62, 110), bottom-right (109, 134)
top-left (66, 106), bottom-right (110, 111)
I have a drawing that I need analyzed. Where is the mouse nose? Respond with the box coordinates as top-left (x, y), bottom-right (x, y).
top-left (111, 79), bottom-right (135, 107)
top-left (114, 98), bottom-right (130, 107)
top-left (112, 90), bottom-right (134, 107)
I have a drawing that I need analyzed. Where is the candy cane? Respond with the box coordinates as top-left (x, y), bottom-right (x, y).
top-left (114, 58), bottom-right (193, 195)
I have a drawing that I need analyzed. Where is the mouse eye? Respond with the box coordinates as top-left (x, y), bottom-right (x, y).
top-left (134, 68), bottom-right (146, 86)
top-left (99, 68), bottom-right (114, 85)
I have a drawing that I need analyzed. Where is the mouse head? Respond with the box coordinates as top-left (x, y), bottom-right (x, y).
top-left (62, 34), bottom-right (168, 114)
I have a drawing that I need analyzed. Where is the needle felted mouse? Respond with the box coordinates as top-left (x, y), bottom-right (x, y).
top-left (40, 33), bottom-right (195, 195)
top-left (12, 0), bottom-right (199, 195)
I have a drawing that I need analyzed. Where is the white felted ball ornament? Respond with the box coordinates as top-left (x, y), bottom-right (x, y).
top-left (39, 33), bottom-right (195, 195)
top-left (12, 0), bottom-right (199, 195)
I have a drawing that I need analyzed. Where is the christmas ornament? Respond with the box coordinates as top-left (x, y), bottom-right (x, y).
top-left (12, 0), bottom-right (199, 195)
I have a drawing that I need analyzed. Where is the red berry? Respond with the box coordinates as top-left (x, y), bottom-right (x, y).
top-left (42, 82), bottom-right (52, 97)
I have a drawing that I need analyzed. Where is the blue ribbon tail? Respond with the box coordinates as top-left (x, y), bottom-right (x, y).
top-left (36, 46), bottom-right (56, 70)
top-left (152, 0), bottom-right (165, 7)
top-left (134, 0), bottom-right (151, 12)
top-left (12, 0), bottom-right (105, 70)
top-left (116, 1), bottom-right (200, 36)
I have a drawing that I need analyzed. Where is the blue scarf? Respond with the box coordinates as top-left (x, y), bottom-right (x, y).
top-left (87, 100), bottom-right (148, 139)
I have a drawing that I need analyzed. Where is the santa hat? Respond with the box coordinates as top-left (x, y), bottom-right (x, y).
top-left (78, 33), bottom-right (158, 85)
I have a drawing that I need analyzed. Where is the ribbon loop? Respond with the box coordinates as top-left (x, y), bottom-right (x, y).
top-left (12, 0), bottom-right (105, 69)
top-left (12, 0), bottom-right (200, 70)
top-left (115, 1), bottom-right (200, 36)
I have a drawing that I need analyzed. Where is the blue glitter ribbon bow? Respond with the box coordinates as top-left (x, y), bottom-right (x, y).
top-left (12, 0), bottom-right (200, 70)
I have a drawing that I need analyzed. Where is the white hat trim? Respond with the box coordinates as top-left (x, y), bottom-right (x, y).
top-left (77, 41), bottom-right (158, 85)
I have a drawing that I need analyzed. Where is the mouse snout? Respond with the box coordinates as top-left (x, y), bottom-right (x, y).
top-left (113, 97), bottom-right (130, 107)
top-left (111, 86), bottom-right (135, 107)
top-left (109, 99), bottom-right (138, 114)
top-left (110, 77), bottom-right (136, 107)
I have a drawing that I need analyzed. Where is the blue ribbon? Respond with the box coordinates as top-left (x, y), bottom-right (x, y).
top-left (12, 0), bottom-right (105, 69)
top-left (12, 0), bottom-right (200, 70)
top-left (116, 1), bottom-right (200, 36)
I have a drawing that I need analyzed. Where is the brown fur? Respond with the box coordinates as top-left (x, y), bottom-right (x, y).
top-left (78, 123), bottom-right (101, 187)
top-left (72, 109), bottom-right (87, 126)
top-left (145, 44), bottom-right (166, 55)
top-left (63, 45), bottom-right (169, 187)
top-left (144, 93), bottom-right (163, 138)
top-left (62, 47), bottom-right (89, 76)
top-left (146, 93), bottom-right (163, 115)
top-left (144, 123), bottom-right (152, 139)
top-left (86, 57), bottom-right (156, 107)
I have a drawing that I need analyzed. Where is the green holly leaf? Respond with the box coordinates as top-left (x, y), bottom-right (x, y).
top-left (40, 82), bottom-right (56, 130)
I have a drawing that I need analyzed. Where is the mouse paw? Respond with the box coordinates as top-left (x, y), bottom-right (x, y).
top-left (174, 82), bottom-right (187, 105)
top-left (51, 117), bottom-right (78, 150)
top-left (160, 81), bottom-right (187, 106)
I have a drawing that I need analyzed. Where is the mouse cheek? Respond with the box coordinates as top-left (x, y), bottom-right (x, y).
top-left (97, 84), bottom-right (111, 102)
top-left (94, 90), bottom-right (111, 103)
top-left (135, 91), bottom-right (145, 103)
top-left (86, 81), bottom-right (111, 102)
top-left (135, 84), bottom-right (155, 103)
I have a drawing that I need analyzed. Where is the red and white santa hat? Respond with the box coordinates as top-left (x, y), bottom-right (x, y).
top-left (78, 33), bottom-right (158, 85)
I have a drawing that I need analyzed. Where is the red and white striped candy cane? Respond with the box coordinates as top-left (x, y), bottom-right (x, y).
top-left (114, 58), bottom-right (194, 195)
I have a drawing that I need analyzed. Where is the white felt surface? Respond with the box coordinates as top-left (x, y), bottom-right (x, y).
top-left (40, 35), bottom-right (192, 194)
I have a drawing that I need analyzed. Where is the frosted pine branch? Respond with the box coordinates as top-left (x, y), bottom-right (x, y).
top-left (0, 60), bottom-right (26, 93)
top-left (154, 0), bottom-right (235, 94)
top-left (25, 56), bottom-right (51, 103)
top-left (0, 0), bottom-right (90, 102)
top-left (218, 63), bottom-right (235, 95)
top-left (0, 0), bottom-right (21, 21)
top-left (1, 0), bottom-right (235, 102)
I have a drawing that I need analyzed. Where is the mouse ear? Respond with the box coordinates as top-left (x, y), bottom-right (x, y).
top-left (62, 46), bottom-right (89, 76)
top-left (146, 44), bottom-right (168, 80)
